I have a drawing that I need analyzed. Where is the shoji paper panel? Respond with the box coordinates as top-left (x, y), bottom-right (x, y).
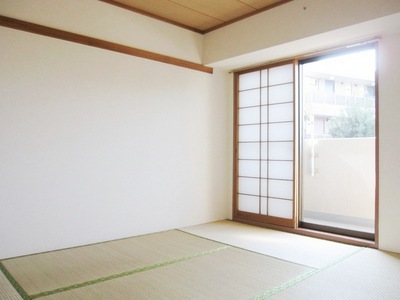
top-left (236, 62), bottom-right (294, 223)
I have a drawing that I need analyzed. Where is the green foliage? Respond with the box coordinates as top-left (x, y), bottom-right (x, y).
top-left (328, 106), bottom-right (375, 138)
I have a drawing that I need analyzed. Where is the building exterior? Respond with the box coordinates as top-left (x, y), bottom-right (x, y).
top-left (303, 71), bottom-right (376, 139)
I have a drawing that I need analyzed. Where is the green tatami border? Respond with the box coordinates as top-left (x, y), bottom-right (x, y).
top-left (1, 244), bottom-right (230, 299)
top-left (0, 261), bottom-right (31, 300)
top-left (1, 228), bottom-right (365, 300)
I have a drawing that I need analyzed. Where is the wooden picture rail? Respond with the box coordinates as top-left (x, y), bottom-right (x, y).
top-left (0, 15), bottom-right (213, 74)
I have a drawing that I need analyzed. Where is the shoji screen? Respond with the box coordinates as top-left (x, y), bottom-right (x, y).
top-left (234, 61), bottom-right (295, 227)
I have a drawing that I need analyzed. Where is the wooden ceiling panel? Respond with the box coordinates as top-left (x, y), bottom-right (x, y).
top-left (170, 0), bottom-right (255, 21)
top-left (109, 0), bottom-right (223, 31)
top-left (239, 0), bottom-right (287, 10)
top-left (101, 0), bottom-right (293, 33)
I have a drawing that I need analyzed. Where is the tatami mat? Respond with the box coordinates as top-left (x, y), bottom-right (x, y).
top-left (181, 220), bottom-right (361, 268)
top-left (2, 220), bottom-right (399, 299)
top-left (1, 230), bottom-right (224, 297)
top-left (38, 247), bottom-right (312, 300)
top-left (0, 269), bottom-right (23, 300)
top-left (270, 248), bottom-right (400, 299)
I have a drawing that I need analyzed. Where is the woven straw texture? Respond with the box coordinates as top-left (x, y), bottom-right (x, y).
top-left (2, 221), bottom-right (399, 300)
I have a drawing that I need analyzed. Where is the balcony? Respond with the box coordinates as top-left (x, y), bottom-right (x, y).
top-left (305, 91), bottom-right (375, 109)
top-left (302, 138), bottom-right (375, 234)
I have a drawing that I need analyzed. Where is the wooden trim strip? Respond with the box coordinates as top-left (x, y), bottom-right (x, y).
top-left (0, 15), bottom-right (213, 74)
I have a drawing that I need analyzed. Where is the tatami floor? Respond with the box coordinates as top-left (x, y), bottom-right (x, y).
top-left (1, 220), bottom-right (399, 299)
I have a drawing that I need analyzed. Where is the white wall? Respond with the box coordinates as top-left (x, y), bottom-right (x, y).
top-left (0, 4), bottom-right (229, 258)
top-left (378, 32), bottom-right (400, 253)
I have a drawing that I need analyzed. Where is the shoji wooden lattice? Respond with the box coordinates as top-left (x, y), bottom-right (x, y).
top-left (234, 61), bottom-right (295, 227)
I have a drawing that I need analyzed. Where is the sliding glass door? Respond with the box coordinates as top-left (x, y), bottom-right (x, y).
top-left (233, 43), bottom-right (377, 241)
top-left (299, 45), bottom-right (377, 240)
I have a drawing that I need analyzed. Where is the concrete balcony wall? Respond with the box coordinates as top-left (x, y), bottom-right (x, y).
top-left (302, 138), bottom-right (375, 220)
